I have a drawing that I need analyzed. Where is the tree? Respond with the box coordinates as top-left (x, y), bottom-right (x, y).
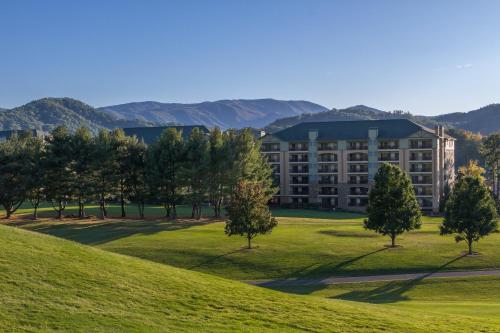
top-left (91, 129), bottom-right (119, 219)
top-left (225, 181), bottom-right (277, 249)
top-left (207, 128), bottom-right (227, 218)
top-left (480, 133), bottom-right (500, 202)
top-left (123, 137), bottom-right (148, 219)
top-left (440, 167), bottom-right (498, 255)
top-left (43, 126), bottom-right (74, 219)
top-left (25, 135), bottom-right (45, 219)
top-left (458, 160), bottom-right (485, 179)
top-left (364, 163), bottom-right (422, 247)
top-left (183, 127), bottom-right (210, 219)
top-left (148, 128), bottom-right (185, 218)
top-left (112, 129), bottom-right (131, 218)
top-left (71, 127), bottom-right (94, 218)
top-left (0, 135), bottom-right (31, 218)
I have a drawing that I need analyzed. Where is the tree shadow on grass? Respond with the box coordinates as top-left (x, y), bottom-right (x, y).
top-left (12, 218), bottom-right (216, 245)
top-left (332, 254), bottom-right (467, 304)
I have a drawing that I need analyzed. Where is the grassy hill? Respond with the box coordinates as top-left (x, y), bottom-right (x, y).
top-left (0, 98), bottom-right (152, 133)
top-left (12, 208), bottom-right (500, 281)
top-left (3, 224), bottom-right (498, 332)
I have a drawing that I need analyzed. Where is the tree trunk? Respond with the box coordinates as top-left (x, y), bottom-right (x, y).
top-left (247, 235), bottom-right (252, 249)
top-left (391, 234), bottom-right (396, 247)
top-left (120, 194), bottom-right (126, 218)
top-left (172, 204), bottom-right (177, 219)
top-left (5, 209), bottom-right (12, 219)
top-left (138, 202), bottom-right (144, 219)
top-left (468, 238), bottom-right (473, 255)
top-left (33, 204), bottom-right (38, 220)
top-left (191, 205), bottom-right (196, 219)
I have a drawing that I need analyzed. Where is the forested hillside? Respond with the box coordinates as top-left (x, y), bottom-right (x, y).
top-left (0, 98), bottom-right (152, 133)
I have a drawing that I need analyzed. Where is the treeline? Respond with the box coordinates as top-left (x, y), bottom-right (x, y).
top-left (0, 126), bottom-right (274, 220)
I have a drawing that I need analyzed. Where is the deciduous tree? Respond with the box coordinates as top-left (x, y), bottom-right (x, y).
top-left (364, 163), bottom-right (422, 247)
top-left (225, 181), bottom-right (277, 249)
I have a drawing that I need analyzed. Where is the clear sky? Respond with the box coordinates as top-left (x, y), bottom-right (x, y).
top-left (1, 0), bottom-right (500, 115)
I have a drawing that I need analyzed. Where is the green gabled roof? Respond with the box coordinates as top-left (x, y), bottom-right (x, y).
top-left (123, 125), bottom-right (209, 144)
top-left (271, 119), bottom-right (439, 141)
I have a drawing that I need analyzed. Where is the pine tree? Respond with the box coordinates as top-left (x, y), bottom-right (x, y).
top-left (364, 163), bottom-right (422, 247)
top-left (25, 134), bottom-right (45, 219)
top-left (480, 133), bottom-right (500, 209)
top-left (71, 127), bottom-right (94, 218)
top-left (123, 137), bottom-right (148, 219)
top-left (207, 128), bottom-right (227, 218)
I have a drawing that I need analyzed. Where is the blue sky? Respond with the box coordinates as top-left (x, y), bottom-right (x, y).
top-left (1, 0), bottom-right (500, 115)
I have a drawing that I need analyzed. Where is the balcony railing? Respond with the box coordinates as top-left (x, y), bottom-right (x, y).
top-left (318, 143), bottom-right (338, 151)
top-left (410, 153), bottom-right (432, 161)
top-left (318, 167), bottom-right (338, 173)
top-left (410, 140), bottom-right (432, 149)
top-left (348, 153), bottom-right (368, 162)
top-left (290, 143), bottom-right (308, 151)
top-left (289, 156), bottom-right (308, 162)
top-left (378, 141), bottom-right (399, 149)
top-left (318, 154), bottom-right (337, 162)
top-left (411, 176), bottom-right (432, 184)
top-left (319, 187), bottom-right (338, 195)
top-left (261, 144), bottom-right (280, 152)
top-left (290, 177), bottom-right (309, 184)
top-left (379, 153), bottom-right (399, 161)
top-left (349, 177), bottom-right (369, 184)
top-left (410, 164), bottom-right (433, 173)
top-left (349, 165), bottom-right (368, 173)
top-left (348, 142), bottom-right (368, 150)
top-left (350, 187), bottom-right (369, 195)
top-left (319, 178), bottom-right (338, 185)
top-left (289, 167), bottom-right (309, 173)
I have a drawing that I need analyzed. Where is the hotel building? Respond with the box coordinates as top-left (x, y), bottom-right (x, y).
top-left (260, 119), bottom-right (455, 213)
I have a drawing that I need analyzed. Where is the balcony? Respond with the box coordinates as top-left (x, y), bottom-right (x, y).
top-left (289, 166), bottom-right (309, 174)
top-left (414, 186), bottom-right (433, 196)
top-left (410, 152), bottom-right (432, 161)
top-left (319, 176), bottom-right (338, 185)
top-left (348, 141), bottom-right (368, 150)
top-left (319, 187), bottom-right (338, 195)
top-left (418, 198), bottom-right (433, 209)
top-left (261, 143), bottom-right (280, 152)
top-left (348, 164), bottom-right (368, 173)
top-left (379, 152), bottom-right (399, 161)
top-left (318, 142), bottom-right (338, 151)
top-left (271, 165), bottom-right (280, 174)
top-left (289, 154), bottom-right (308, 163)
top-left (266, 154), bottom-right (280, 163)
top-left (290, 143), bottom-right (308, 151)
top-left (318, 153), bottom-right (337, 162)
top-left (410, 140), bottom-right (433, 149)
top-left (411, 176), bottom-right (432, 185)
top-left (290, 176), bottom-right (309, 185)
top-left (349, 176), bottom-right (369, 185)
top-left (348, 153), bottom-right (368, 162)
top-left (350, 187), bottom-right (369, 195)
top-left (378, 140), bottom-right (399, 150)
top-left (410, 163), bottom-right (433, 173)
top-left (291, 187), bottom-right (309, 195)
top-left (349, 197), bottom-right (368, 207)
top-left (318, 166), bottom-right (338, 173)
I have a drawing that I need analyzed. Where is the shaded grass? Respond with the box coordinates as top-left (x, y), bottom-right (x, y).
top-left (273, 275), bottom-right (500, 321)
top-left (3, 224), bottom-right (498, 332)
top-left (11, 213), bottom-right (500, 281)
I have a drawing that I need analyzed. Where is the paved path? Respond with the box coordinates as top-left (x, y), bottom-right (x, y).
top-left (248, 269), bottom-right (500, 287)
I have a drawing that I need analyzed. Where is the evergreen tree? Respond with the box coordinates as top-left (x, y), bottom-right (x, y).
top-left (441, 164), bottom-right (498, 255)
top-left (91, 129), bottom-right (118, 219)
top-left (480, 133), bottom-right (500, 207)
top-left (364, 163), bottom-right (422, 247)
top-left (148, 128), bottom-right (185, 218)
top-left (25, 134), bottom-right (45, 219)
top-left (123, 137), bottom-right (148, 219)
top-left (71, 127), bottom-right (94, 218)
top-left (183, 127), bottom-right (210, 219)
top-left (112, 129), bottom-right (131, 218)
top-left (225, 181), bottom-right (277, 249)
top-left (207, 128), bottom-right (227, 218)
top-left (44, 126), bottom-right (74, 219)
top-left (0, 134), bottom-right (31, 218)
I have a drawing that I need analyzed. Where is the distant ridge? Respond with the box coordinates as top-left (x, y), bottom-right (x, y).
top-left (98, 98), bottom-right (329, 129)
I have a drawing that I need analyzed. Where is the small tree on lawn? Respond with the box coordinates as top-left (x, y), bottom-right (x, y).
top-left (440, 167), bottom-right (498, 255)
top-left (225, 181), bottom-right (277, 249)
top-left (364, 163), bottom-right (422, 247)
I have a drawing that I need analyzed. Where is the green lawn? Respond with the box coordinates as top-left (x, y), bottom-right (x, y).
top-left (4, 224), bottom-right (497, 332)
top-left (274, 275), bottom-right (500, 321)
top-left (10, 208), bottom-right (500, 281)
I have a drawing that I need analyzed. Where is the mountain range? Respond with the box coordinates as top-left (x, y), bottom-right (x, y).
top-left (0, 97), bottom-right (499, 136)
top-left (97, 99), bottom-right (328, 129)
